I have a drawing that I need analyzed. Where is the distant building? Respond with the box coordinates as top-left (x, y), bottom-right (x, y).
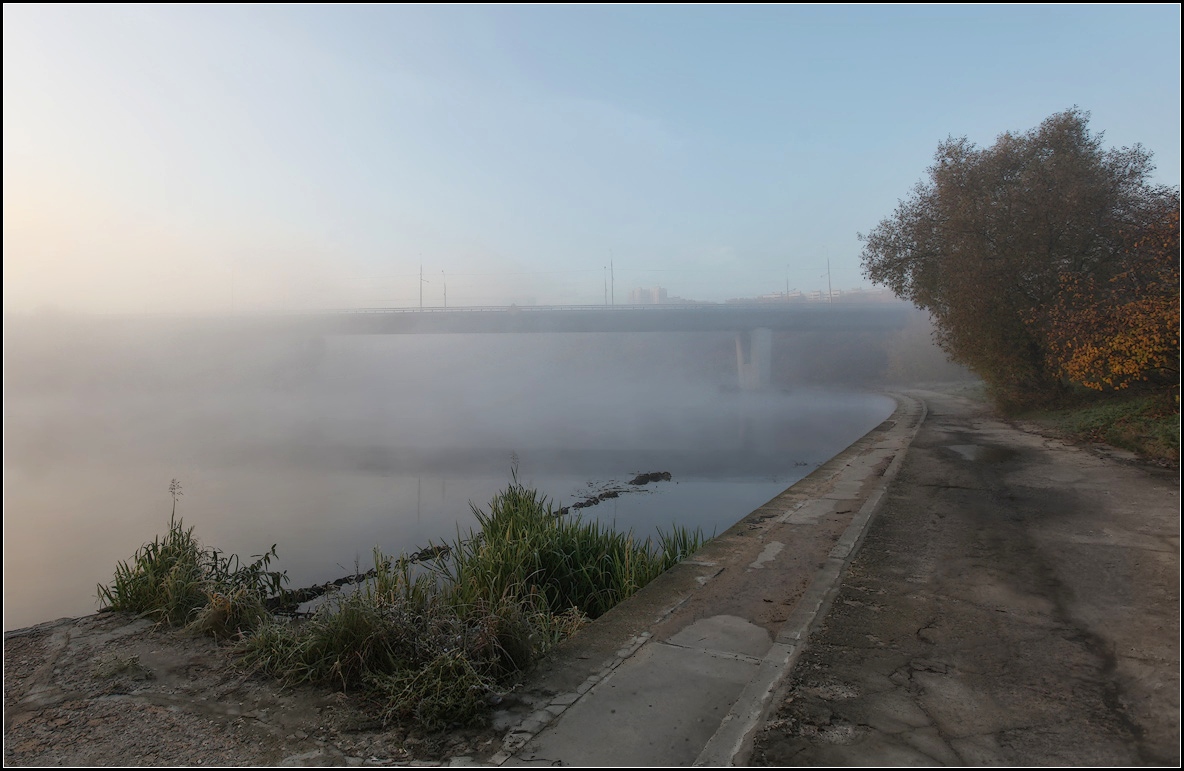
top-left (664, 294), bottom-right (712, 305)
top-left (628, 287), bottom-right (668, 305)
top-left (831, 287), bottom-right (901, 303)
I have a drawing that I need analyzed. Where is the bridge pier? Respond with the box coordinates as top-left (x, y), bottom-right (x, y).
top-left (735, 327), bottom-right (773, 391)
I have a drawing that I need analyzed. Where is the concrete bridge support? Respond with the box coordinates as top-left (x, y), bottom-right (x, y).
top-left (735, 327), bottom-right (773, 391)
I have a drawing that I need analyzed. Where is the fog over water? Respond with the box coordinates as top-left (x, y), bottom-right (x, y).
top-left (3, 315), bottom-right (894, 631)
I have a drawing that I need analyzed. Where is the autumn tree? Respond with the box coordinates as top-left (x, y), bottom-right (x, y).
top-left (859, 108), bottom-right (1171, 409)
top-left (1036, 191), bottom-right (1180, 392)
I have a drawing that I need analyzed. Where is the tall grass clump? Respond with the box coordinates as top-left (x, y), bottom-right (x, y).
top-left (108, 472), bottom-right (705, 730)
top-left (96, 512), bottom-right (208, 626)
top-left (244, 470), bottom-right (704, 728)
top-left (97, 480), bottom-right (287, 638)
top-left (242, 549), bottom-right (583, 730)
top-left (441, 474), bottom-right (704, 619)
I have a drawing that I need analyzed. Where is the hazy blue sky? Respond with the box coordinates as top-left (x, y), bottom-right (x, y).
top-left (4, 4), bottom-right (1180, 312)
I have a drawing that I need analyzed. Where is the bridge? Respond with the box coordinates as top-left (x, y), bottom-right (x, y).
top-left (291, 302), bottom-right (914, 391)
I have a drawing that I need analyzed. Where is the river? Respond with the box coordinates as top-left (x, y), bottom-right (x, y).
top-left (3, 320), bottom-right (895, 631)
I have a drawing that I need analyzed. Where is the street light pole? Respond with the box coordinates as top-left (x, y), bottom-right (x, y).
top-left (442, 270), bottom-right (447, 308)
top-left (610, 257), bottom-right (615, 306)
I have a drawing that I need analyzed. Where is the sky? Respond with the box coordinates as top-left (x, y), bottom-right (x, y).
top-left (3, 4), bottom-right (1180, 313)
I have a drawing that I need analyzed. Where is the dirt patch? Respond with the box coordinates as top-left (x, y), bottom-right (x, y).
top-left (4, 613), bottom-right (506, 766)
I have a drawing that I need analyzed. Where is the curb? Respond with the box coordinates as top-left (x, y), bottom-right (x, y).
top-left (694, 392), bottom-right (928, 766)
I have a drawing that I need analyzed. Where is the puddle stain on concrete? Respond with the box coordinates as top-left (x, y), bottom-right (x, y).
top-left (946, 444), bottom-right (1019, 464)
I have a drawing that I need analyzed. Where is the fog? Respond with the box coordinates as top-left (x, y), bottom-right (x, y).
top-left (3, 314), bottom-right (898, 630)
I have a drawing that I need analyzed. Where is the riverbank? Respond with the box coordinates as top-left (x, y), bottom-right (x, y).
top-left (6, 384), bottom-right (1177, 765)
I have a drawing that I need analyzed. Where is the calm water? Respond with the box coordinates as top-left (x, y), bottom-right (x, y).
top-left (3, 323), bottom-right (894, 630)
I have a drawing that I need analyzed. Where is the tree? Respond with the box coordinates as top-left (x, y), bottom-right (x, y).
top-left (859, 108), bottom-right (1173, 408)
top-left (1036, 192), bottom-right (1179, 391)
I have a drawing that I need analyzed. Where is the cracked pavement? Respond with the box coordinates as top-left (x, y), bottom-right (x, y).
top-left (750, 388), bottom-right (1180, 766)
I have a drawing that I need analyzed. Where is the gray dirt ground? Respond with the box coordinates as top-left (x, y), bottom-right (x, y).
top-left (3, 612), bottom-right (504, 766)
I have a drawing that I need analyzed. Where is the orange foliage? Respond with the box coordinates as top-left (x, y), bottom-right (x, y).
top-left (1039, 201), bottom-right (1180, 391)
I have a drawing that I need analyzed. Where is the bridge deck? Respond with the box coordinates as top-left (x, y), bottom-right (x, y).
top-left (292, 303), bottom-right (914, 334)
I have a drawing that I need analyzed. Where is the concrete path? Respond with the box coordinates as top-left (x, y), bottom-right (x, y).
top-left (749, 388), bottom-right (1179, 766)
top-left (487, 387), bottom-right (1180, 767)
top-left (486, 392), bottom-right (928, 766)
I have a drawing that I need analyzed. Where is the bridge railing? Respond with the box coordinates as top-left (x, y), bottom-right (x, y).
top-left (310, 302), bottom-right (862, 315)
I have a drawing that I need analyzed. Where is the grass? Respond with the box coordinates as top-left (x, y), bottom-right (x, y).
top-left (96, 513), bottom-right (288, 638)
top-left (438, 475), bottom-right (702, 620)
top-left (97, 480), bottom-right (289, 637)
top-left (100, 473), bottom-right (705, 731)
top-left (932, 379), bottom-right (1178, 466)
top-left (1017, 390), bottom-right (1179, 466)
